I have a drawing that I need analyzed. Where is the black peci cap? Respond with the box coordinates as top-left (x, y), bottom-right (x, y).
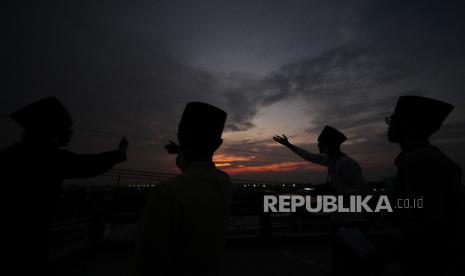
top-left (318, 125), bottom-right (347, 145)
top-left (10, 97), bottom-right (71, 130)
top-left (393, 95), bottom-right (454, 128)
top-left (178, 102), bottom-right (227, 140)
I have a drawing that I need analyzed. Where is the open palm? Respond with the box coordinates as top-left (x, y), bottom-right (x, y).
top-left (273, 134), bottom-right (291, 147)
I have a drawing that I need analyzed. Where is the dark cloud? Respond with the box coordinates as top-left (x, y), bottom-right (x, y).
top-left (4, 1), bottom-right (264, 138)
top-left (260, 45), bottom-right (415, 128)
top-left (4, 0), bottom-right (465, 181)
top-left (251, 0), bottom-right (465, 138)
top-left (218, 0), bottom-right (465, 180)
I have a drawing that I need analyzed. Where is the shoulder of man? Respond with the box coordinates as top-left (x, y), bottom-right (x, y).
top-left (0, 142), bottom-right (30, 156)
top-left (56, 148), bottom-right (75, 156)
top-left (338, 154), bottom-right (362, 168)
top-left (0, 142), bottom-right (42, 166)
top-left (213, 167), bottom-right (232, 180)
top-left (0, 143), bottom-right (17, 158)
top-left (175, 167), bottom-right (233, 197)
top-left (145, 178), bottom-right (179, 208)
top-left (0, 144), bottom-right (20, 170)
top-left (153, 177), bottom-right (178, 194)
top-left (178, 166), bottom-right (231, 181)
top-left (400, 145), bottom-right (446, 168)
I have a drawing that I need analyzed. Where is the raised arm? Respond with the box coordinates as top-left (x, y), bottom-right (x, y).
top-left (59, 137), bottom-right (129, 178)
top-left (273, 134), bottom-right (328, 166)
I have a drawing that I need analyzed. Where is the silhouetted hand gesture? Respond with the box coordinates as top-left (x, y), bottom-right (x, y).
top-left (165, 140), bottom-right (180, 154)
top-left (273, 134), bottom-right (291, 147)
top-left (118, 137), bottom-right (129, 155)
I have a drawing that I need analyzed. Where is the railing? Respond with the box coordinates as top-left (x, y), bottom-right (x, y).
top-left (54, 168), bottom-right (394, 261)
top-left (54, 168), bottom-right (314, 252)
top-left (100, 168), bottom-right (310, 191)
top-left (51, 216), bottom-right (94, 262)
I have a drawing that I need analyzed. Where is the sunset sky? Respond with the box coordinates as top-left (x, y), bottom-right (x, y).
top-left (4, 0), bottom-right (465, 183)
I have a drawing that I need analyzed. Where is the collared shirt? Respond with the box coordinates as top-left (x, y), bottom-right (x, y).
top-left (133, 161), bottom-right (233, 276)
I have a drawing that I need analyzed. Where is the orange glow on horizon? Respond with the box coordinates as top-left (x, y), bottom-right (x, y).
top-left (213, 153), bottom-right (256, 163)
top-left (215, 162), bottom-right (232, 167)
top-left (223, 161), bottom-right (324, 174)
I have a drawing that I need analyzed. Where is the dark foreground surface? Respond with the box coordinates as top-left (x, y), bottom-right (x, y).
top-left (51, 187), bottom-right (405, 276)
top-left (54, 235), bottom-right (402, 276)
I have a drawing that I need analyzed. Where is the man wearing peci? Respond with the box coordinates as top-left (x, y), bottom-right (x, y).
top-left (0, 96), bottom-right (129, 275)
top-left (133, 102), bottom-right (233, 276)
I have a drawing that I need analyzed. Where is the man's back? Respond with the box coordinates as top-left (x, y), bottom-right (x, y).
top-left (331, 154), bottom-right (367, 194)
top-left (170, 162), bottom-right (232, 271)
top-left (134, 161), bottom-right (232, 276)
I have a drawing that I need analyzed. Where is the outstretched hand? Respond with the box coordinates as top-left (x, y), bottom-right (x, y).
top-left (273, 134), bottom-right (291, 147)
top-left (165, 140), bottom-right (180, 154)
top-left (118, 137), bottom-right (129, 156)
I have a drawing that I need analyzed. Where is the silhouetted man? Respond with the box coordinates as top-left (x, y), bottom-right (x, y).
top-left (0, 97), bottom-right (128, 275)
top-left (133, 102), bottom-right (232, 276)
top-left (274, 126), bottom-right (368, 276)
top-left (274, 126), bottom-right (366, 197)
top-left (386, 95), bottom-right (464, 275)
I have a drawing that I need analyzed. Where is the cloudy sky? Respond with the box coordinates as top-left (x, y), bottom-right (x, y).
top-left (4, 0), bottom-right (465, 183)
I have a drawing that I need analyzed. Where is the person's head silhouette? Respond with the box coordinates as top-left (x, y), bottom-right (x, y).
top-left (386, 95), bottom-right (454, 144)
top-left (317, 125), bottom-right (347, 155)
top-left (177, 102), bottom-right (227, 162)
top-left (10, 96), bottom-right (73, 146)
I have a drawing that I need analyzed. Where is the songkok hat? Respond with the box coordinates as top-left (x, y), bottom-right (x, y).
top-left (178, 102), bottom-right (227, 141)
top-left (393, 95), bottom-right (453, 129)
top-left (318, 125), bottom-right (347, 145)
top-left (10, 97), bottom-right (71, 131)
